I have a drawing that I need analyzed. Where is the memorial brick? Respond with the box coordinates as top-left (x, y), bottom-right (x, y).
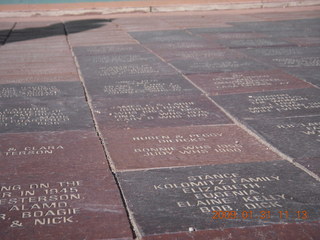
top-left (93, 95), bottom-right (232, 131)
top-left (105, 125), bottom-right (281, 170)
top-left (117, 161), bottom-right (320, 236)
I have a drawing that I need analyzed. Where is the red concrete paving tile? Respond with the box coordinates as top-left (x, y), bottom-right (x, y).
top-left (0, 62), bottom-right (77, 71)
top-left (0, 141), bottom-right (132, 240)
top-left (105, 125), bottom-right (281, 171)
top-left (0, 65), bottom-right (78, 76)
top-left (0, 56), bottom-right (74, 64)
top-left (93, 95), bottom-right (232, 131)
top-left (187, 70), bottom-right (312, 96)
top-left (0, 131), bottom-right (105, 175)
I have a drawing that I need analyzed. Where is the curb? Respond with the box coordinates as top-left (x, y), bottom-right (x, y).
top-left (0, 0), bottom-right (319, 17)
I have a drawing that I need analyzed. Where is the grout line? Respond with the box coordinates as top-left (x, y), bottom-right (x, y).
top-left (62, 20), bottom-right (137, 239)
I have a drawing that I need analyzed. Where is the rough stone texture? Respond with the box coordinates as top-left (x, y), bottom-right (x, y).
top-left (105, 125), bottom-right (281, 170)
top-left (93, 95), bottom-right (232, 131)
top-left (117, 161), bottom-right (320, 237)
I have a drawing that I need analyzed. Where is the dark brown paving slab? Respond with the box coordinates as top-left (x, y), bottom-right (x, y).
top-left (0, 130), bottom-right (107, 175)
top-left (0, 98), bottom-right (93, 134)
top-left (294, 158), bottom-right (320, 177)
top-left (117, 161), bottom-right (320, 237)
top-left (0, 82), bottom-right (84, 102)
top-left (244, 116), bottom-right (320, 159)
top-left (0, 166), bottom-right (132, 240)
top-left (93, 95), bottom-right (232, 131)
top-left (105, 125), bottom-right (281, 171)
top-left (187, 70), bottom-right (312, 96)
top-left (169, 57), bottom-right (271, 75)
top-left (142, 221), bottom-right (320, 240)
top-left (212, 88), bottom-right (320, 120)
top-left (85, 74), bottom-right (201, 99)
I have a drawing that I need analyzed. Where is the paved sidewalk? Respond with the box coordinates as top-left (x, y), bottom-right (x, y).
top-left (0, 5), bottom-right (320, 240)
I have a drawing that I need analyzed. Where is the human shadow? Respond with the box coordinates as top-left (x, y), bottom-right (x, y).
top-left (1, 18), bottom-right (114, 44)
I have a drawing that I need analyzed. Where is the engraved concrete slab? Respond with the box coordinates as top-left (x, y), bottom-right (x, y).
top-left (76, 52), bottom-right (159, 67)
top-left (105, 125), bottom-right (281, 171)
top-left (117, 161), bottom-right (320, 237)
top-left (0, 168), bottom-right (132, 240)
top-left (0, 98), bottom-right (93, 134)
top-left (286, 37), bottom-right (320, 47)
top-left (0, 82), bottom-right (84, 102)
top-left (93, 95), bottom-right (232, 131)
top-left (73, 44), bottom-right (146, 57)
top-left (143, 41), bottom-right (222, 56)
top-left (212, 88), bottom-right (320, 120)
top-left (269, 56), bottom-right (320, 69)
top-left (129, 30), bottom-right (201, 43)
top-left (169, 58), bottom-right (270, 75)
top-left (142, 222), bottom-right (320, 240)
top-left (244, 116), bottom-right (320, 159)
top-left (295, 158), bottom-right (320, 177)
top-left (216, 38), bottom-right (294, 49)
top-left (147, 48), bottom-right (242, 62)
top-left (84, 74), bottom-right (201, 99)
top-left (240, 46), bottom-right (320, 59)
top-left (79, 60), bottom-right (177, 80)
top-left (188, 27), bottom-right (252, 34)
top-left (0, 74), bottom-right (80, 84)
top-left (0, 131), bottom-right (108, 175)
top-left (286, 67), bottom-right (320, 88)
top-left (187, 70), bottom-right (312, 96)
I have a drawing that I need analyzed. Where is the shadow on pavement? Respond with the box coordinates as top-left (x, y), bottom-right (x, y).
top-left (1, 19), bottom-right (114, 44)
